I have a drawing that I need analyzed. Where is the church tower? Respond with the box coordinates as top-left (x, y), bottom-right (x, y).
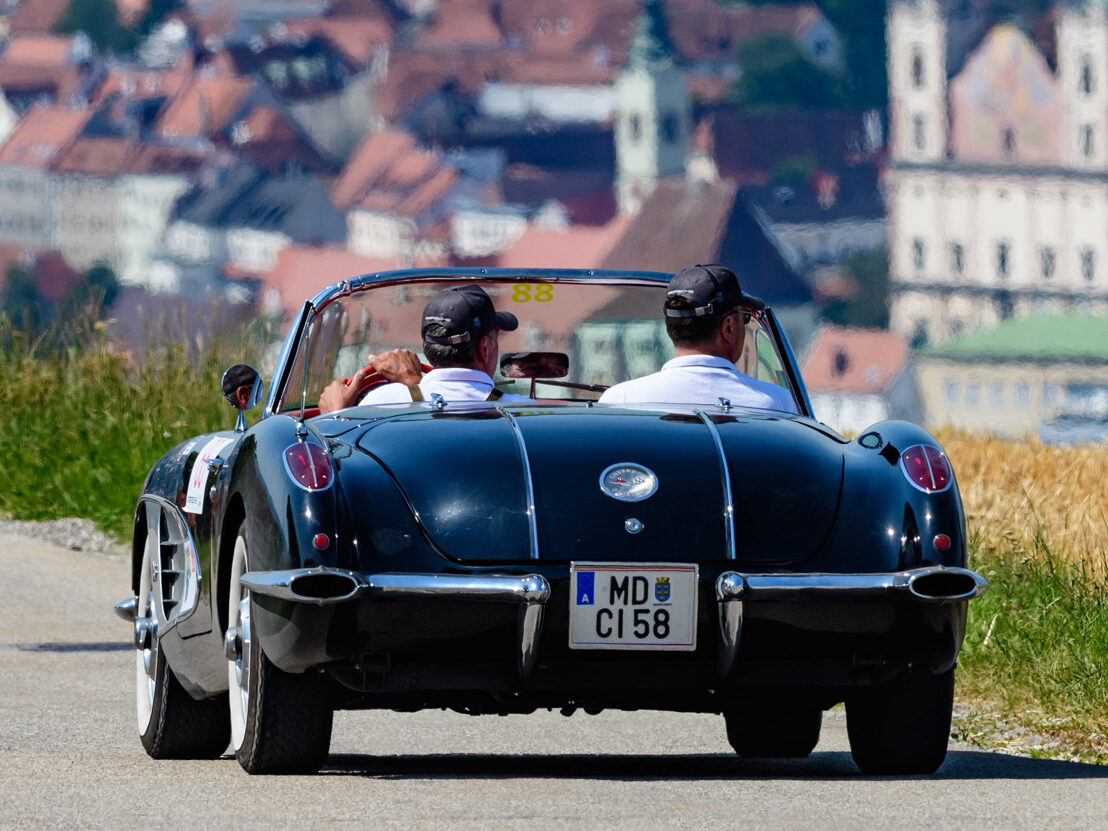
top-left (1057, 1), bottom-right (1108, 170)
top-left (614, 0), bottom-right (690, 215)
top-left (887, 0), bottom-right (948, 162)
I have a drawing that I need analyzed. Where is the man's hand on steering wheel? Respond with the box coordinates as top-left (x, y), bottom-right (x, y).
top-left (318, 349), bottom-right (428, 414)
top-left (366, 349), bottom-right (423, 386)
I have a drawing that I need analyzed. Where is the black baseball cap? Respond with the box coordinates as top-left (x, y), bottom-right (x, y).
top-left (663, 264), bottom-right (764, 318)
top-left (421, 285), bottom-right (519, 346)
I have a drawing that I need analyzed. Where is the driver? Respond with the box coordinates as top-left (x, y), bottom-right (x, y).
top-left (318, 285), bottom-right (532, 412)
top-left (598, 264), bottom-right (797, 411)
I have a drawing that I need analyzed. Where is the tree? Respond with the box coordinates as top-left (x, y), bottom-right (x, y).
top-left (61, 263), bottom-right (120, 317)
top-left (1, 264), bottom-right (42, 330)
top-left (56, 0), bottom-right (137, 54)
top-left (732, 35), bottom-right (846, 109)
top-left (823, 246), bottom-right (889, 329)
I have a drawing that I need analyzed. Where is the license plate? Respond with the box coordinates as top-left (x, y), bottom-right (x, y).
top-left (569, 562), bottom-right (698, 651)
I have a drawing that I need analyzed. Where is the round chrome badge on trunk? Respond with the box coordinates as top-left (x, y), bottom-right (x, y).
top-left (600, 463), bottom-right (658, 502)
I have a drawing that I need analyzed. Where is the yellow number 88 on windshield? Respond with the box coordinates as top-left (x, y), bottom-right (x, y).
top-left (510, 284), bottom-right (554, 303)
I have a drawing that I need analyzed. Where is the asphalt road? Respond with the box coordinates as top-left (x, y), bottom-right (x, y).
top-left (2, 532), bottom-right (1106, 830)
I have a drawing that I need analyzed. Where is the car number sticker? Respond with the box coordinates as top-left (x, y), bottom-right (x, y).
top-left (184, 436), bottom-right (234, 514)
top-left (569, 562), bottom-right (697, 651)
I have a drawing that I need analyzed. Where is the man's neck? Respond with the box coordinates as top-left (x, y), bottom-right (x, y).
top-left (673, 345), bottom-right (728, 360)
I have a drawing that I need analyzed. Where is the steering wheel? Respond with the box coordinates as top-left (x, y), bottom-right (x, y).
top-left (347, 362), bottom-right (433, 397)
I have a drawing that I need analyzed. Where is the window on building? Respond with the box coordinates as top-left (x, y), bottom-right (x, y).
top-left (629, 114), bottom-right (641, 142)
top-left (1081, 247), bottom-right (1096, 281)
top-left (913, 114), bottom-right (926, 151)
top-left (912, 237), bottom-right (926, 271)
top-left (965, 383), bottom-right (980, 407)
top-left (1043, 382), bottom-right (1057, 407)
top-left (944, 379), bottom-right (958, 405)
top-left (660, 113), bottom-right (678, 144)
top-left (990, 381), bottom-right (1004, 409)
top-left (996, 241), bottom-right (1009, 278)
top-left (1003, 126), bottom-right (1016, 157)
top-left (1081, 56), bottom-right (1095, 96)
top-left (950, 241), bottom-right (964, 276)
top-left (1016, 381), bottom-right (1030, 409)
top-left (1040, 246), bottom-right (1056, 280)
top-left (911, 48), bottom-right (925, 89)
top-left (1082, 124), bottom-right (1095, 158)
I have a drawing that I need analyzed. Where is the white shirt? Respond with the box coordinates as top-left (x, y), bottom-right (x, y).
top-left (359, 367), bottom-right (532, 405)
top-left (598, 354), bottom-right (797, 412)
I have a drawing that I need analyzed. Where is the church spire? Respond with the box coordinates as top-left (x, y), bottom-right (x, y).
top-left (628, 0), bottom-right (675, 69)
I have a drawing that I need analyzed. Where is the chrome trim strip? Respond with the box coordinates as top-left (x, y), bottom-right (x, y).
top-left (240, 569), bottom-right (552, 605)
top-left (696, 410), bottom-right (736, 560)
top-left (714, 566), bottom-right (988, 602)
top-left (501, 409), bottom-right (541, 561)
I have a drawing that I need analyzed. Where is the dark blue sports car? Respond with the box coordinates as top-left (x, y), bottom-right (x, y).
top-left (117, 268), bottom-right (987, 774)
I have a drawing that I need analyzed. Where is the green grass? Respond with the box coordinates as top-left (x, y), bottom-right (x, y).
top-left (0, 308), bottom-right (255, 541)
top-left (955, 531), bottom-right (1108, 762)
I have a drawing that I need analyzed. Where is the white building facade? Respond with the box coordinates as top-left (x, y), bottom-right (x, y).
top-left (886, 0), bottom-right (1108, 345)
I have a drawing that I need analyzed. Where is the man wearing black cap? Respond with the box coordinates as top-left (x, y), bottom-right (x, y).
top-left (318, 284), bottom-right (530, 411)
top-left (598, 264), bottom-right (797, 410)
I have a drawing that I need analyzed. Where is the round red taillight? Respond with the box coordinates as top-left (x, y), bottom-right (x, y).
top-left (283, 442), bottom-right (334, 491)
top-left (312, 533), bottom-right (330, 550)
top-left (899, 445), bottom-right (954, 493)
top-left (933, 534), bottom-right (952, 552)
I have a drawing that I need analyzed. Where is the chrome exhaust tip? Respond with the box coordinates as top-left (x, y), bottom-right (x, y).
top-left (288, 571), bottom-right (360, 602)
top-left (906, 567), bottom-right (988, 602)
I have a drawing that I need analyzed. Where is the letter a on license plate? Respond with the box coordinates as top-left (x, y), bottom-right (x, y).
top-left (568, 562), bottom-right (697, 651)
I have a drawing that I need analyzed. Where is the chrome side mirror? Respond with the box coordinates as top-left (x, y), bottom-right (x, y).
top-left (221, 364), bottom-right (264, 432)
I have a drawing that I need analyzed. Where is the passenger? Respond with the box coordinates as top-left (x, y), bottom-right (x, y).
top-left (599, 264), bottom-right (797, 411)
top-left (318, 285), bottom-right (532, 412)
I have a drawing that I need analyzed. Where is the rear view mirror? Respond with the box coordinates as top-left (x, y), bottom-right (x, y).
top-left (222, 364), bottom-right (264, 432)
top-left (499, 352), bottom-right (569, 379)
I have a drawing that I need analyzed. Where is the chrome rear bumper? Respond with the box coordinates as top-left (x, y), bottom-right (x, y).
top-left (235, 564), bottom-right (987, 680)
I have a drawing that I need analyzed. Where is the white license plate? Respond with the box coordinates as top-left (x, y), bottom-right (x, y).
top-left (569, 562), bottom-right (698, 651)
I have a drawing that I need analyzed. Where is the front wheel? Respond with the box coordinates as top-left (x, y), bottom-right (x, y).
top-left (724, 706), bottom-right (822, 758)
top-left (135, 524), bottom-right (229, 758)
top-left (845, 668), bottom-right (955, 775)
top-left (227, 528), bottom-right (333, 774)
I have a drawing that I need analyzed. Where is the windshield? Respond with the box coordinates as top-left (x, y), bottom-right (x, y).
top-left (275, 277), bottom-right (797, 413)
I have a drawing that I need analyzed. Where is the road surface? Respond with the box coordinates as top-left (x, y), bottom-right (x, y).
top-left (1, 531), bottom-right (1105, 829)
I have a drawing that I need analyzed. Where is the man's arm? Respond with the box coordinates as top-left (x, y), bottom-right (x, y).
top-left (317, 349), bottom-right (424, 414)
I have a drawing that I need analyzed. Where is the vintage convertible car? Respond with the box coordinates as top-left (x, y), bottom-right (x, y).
top-left (116, 268), bottom-right (987, 775)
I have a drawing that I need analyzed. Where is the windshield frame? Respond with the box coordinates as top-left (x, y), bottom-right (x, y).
top-left (261, 268), bottom-right (813, 419)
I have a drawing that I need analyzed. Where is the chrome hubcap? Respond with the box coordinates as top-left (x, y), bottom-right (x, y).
top-left (228, 535), bottom-right (251, 750)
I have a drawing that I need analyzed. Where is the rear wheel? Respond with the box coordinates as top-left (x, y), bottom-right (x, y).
top-left (227, 528), bottom-right (333, 774)
top-left (136, 524), bottom-right (229, 758)
top-left (724, 705), bottom-right (822, 758)
top-left (845, 668), bottom-right (954, 775)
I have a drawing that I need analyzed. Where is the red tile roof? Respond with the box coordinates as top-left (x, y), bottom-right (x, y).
top-left (153, 74), bottom-right (253, 139)
top-left (331, 129), bottom-right (416, 210)
top-left (665, 0), bottom-right (824, 63)
top-left (373, 49), bottom-right (503, 122)
top-left (497, 0), bottom-right (638, 63)
top-left (800, 325), bottom-right (909, 395)
top-left (7, 0), bottom-right (70, 35)
top-left (93, 63), bottom-right (192, 105)
top-left (332, 129), bottom-right (460, 220)
top-left (413, 0), bottom-right (503, 50)
top-left (285, 16), bottom-right (393, 65)
top-left (52, 135), bottom-right (137, 176)
top-left (0, 104), bottom-right (91, 168)
top-left (495, 215), bottom-right (630, 270)
top-left (258, 243), bottom-right (396, 321)
top-left (125, 142), bottom-right (210, 174)
top-left (0, 34), bottom-right (86, 98)
top-left (0, 34), bottom-right (74, 66)
top-left (602, 178), bottom-right (739, 273)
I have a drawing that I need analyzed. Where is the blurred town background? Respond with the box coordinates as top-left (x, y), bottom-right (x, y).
top-left (0, 0), bottom-right (1105, 442)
